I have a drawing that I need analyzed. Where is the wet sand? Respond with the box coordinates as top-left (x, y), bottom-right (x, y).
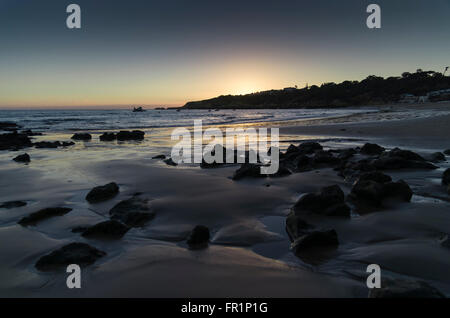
top-left (1, 104), bottom-right (450, 297)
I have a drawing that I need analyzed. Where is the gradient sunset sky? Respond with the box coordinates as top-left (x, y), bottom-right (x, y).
top-left (0, 0), bottom-right (449, 108)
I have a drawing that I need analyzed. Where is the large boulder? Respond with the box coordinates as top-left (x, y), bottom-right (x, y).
top-left (18, 207), bottom-right (72, 226)
top-left (81, 220), bottom-right (129, 239)
top-left (0, 201), bottom-right (27, 209)
top-left (312, 150), bottom-right (339, 165)
top-left (290, 230), bottom-right (339, 256)
top-left (187, 225), bottom-right (210, 249)
top-left (85, 182), bottom-right (119, 204)
top-left (360, 143), bottom-right (385, 155)
top-left (116, 130), bottom-right (145, 141)
top-left (13, 153), bottom-right (30, 163)
top-left (443, 168), bottom-right (450, 186)
top-left (292, 185), bottom-right (351, 218)
top-left (35, 242), bottom-right (106, 271)
top-left (0, 132), bottom-right (32, 150)
top-left (71, 133), bottom-right (92, 141)
top-left (232, 163), bottom-right (267, 180)
top-left (368, 279), bottom-right (445, 298)
top-left (109, 196), bottom-right (154, 227)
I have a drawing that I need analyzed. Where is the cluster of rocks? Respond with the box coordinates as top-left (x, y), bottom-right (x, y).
top-left (99, 130), bottom-right (145, 141)
top-left (0, 131), bottom-right (33, 151)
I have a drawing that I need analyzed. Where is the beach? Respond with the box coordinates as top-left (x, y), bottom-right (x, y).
top-left (1, 103), bottom-right (450, 297)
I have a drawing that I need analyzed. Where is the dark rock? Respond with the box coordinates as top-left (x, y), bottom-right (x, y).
top-left (338, 159), bottom-right (376, 180)
top-left (427, 152), bottom-right (446, 163)
top-left (163, 158), bottom-right (178, 166)
top-left (0, 201), bottom-right (27, 209)
top-left (0, 132), bottom-right (32, 151)
top-left (444, 149), bottom-right (450, 155)
top-left (292, 155), bottom-right (314, 172)
top-left (293, 185), bottom-right (350, 218)
top-left (349, 179), bottom-right (413, 209)
top-left (357, 171), bottom-right (392, 183)
top-left (116, 130), bottom-right (145, 141)
top-left (35, 242), bottom-right (106, 271)
top-left (0, 122), bottom-right (19, 130)
top-left (18, 207), bottom-right (72, 226)
top-left (443, 168), bottom-right (450, 186)
top-left (285, 144), bottom-right (299, 155)
top-left (71, 133), bottom-right (92, 141)
top-left (109, 196), bottom-right (154, 227)
top-left (187, 225), bottom-right (210, 249)
top-left (387, 148), bottom-right (425, 161)
top-left (383, 180), bottom-right (413, 202)
top-left (34, 141), bottom-right (61, 149)
top-left (81, 220), bottom-right (129, 239)
top-left (361, 143), bottom-right (385, 155)
top-left (349, 180), bottom-right (385, 207)
top-left (13, 153), bottom-right (30, 163)
top-left (368, 279), bottom-right (445, 298)
top-left (232, 163), bottom-right (267, 180)
top-left (152, 154), bottom-right (166, 159)
top-left (269, 165), bottom-right (292, 178)
top-left (312, 150), bottom-right (339, 165)
top-left (337, 148), bottom-right (356, 160)
top-left (291, 230), bottom-right (339, 255)
top-left (297, 142), bottom-right (323, 154)
top-left (85, 182), bottom-right (119, 204)
top-left (285, 213), bottom-right (314, 241)
top-left (99, 132), bottom-right (117, 141)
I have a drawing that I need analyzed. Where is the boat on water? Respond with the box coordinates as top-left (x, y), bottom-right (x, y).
top-left (132, 106), bottom-right (146, 112)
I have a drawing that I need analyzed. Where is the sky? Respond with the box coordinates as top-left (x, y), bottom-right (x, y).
top-left (0, 0), bottom-right (449, 108)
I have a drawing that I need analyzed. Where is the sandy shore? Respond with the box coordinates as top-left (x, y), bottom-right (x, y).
top-left (1, 105), bottom-right (450, 298)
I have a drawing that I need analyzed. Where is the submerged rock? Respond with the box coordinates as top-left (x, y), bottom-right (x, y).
top-left (368, 279), bottom-right (445, 298)
top-left (0, 132), bottom-right (32, 151)
top-left (443, 168), bottom-right (450, 186)
top-left (360, 143), bottom-right (385, 155)
top-left (292, 185), bottom-right (351, 218)
top-left (444, 149), bottom-right (450, 156)
top-left (109, 196), bottom-right (154, 227)
top-left (187, 225), bottom-right (210, 249)
top-left (116, 130), bottom-right (145, 141)
top-left (85, 182), bottom-right (119, 204)
top-left (0, 201), bottom-right (27, 209)
top-left (35, 242), bottom-right (106, 271)
top-left (81, 220), bottom-right (129, 239)
top-left (291, 230), bottom-right (339, 255)
top-left (232, 163), bottom-right (267, 180)
top-left (18, 207), bottom-right (72, 226)
top-left (13, 153), bottom-right (30, 163)
top-left (71, 133), bottom-right (92, 141)
top-left (99, 132), bottom-right (117, 141)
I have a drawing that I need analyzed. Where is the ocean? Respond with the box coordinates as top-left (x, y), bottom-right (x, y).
top-left (0, 108), bottom-right (375, 132)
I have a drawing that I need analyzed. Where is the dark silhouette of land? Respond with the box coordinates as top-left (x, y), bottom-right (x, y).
top-left (183, 70), bottom-right (450, 109)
